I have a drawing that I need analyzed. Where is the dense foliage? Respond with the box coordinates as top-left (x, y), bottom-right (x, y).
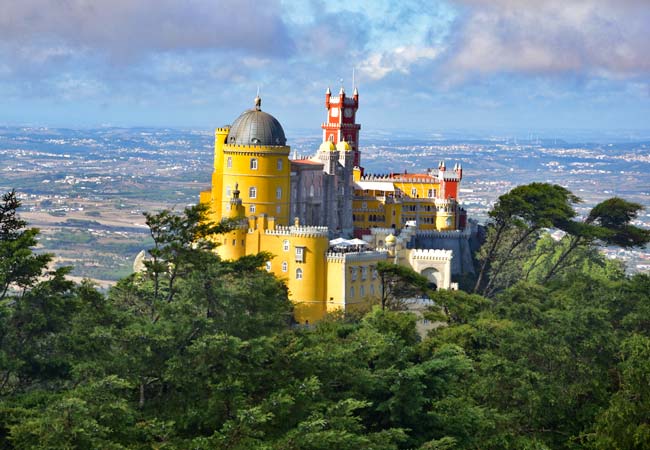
top-left (1, 187), bottom-right (649, 449)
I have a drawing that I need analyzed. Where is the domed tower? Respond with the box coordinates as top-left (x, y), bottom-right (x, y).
top-left (210, 96), bottom-right (291, 225)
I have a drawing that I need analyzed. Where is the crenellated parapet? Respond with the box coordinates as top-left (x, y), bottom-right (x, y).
top-left (410, 248), bottom-right (453, 261)
top-left (326, 250), bottom-right (389, 263)
top-left (265, 225), bottom-right (329, 238)
top-left (416, 228), bottom-right (471, 239)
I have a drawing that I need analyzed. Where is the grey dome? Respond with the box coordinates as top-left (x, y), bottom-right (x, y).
top-left (227, 98), bottom-right (286, 146)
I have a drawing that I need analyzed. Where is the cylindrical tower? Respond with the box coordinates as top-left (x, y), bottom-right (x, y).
top-left (220, 96), bottom-right (291, 225)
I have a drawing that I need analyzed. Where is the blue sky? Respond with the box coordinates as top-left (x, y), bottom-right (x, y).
top-left (1, 0), bottom-right (649, 135)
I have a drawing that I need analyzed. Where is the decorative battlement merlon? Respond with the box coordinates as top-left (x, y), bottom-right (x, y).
top-left (264, 225), bottom-right (329, 238)
top-left (410, 249), bottom-right (453, 260)
top-left (326, 250), bottom-right (389, 263)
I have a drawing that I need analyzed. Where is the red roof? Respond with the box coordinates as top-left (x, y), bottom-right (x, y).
top-left (292, 159), bottom-right (323, 166)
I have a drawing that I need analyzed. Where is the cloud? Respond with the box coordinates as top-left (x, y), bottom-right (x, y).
top-left (447, 0), bottom-right (650, 79)
top-left (358, 46), bottom-right (442, 81)
top-left (0, 0), bottom-right (292, 63)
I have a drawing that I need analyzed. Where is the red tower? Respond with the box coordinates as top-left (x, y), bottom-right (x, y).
top-left (322, 86), bottom-right (361, 167)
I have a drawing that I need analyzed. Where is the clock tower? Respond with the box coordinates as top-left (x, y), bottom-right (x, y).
top-left (322, 86), bottom-right (361, 168)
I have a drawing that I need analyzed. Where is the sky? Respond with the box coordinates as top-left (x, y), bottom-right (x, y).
top-left (1, 0), bottom-right (649, 135)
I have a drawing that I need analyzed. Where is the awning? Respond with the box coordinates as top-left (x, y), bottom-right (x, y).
top-left (354, 181), bottom-right (395, 192)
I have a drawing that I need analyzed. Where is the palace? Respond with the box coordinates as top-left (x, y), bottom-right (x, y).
top-left (199, 88), bottom-right (473, 323)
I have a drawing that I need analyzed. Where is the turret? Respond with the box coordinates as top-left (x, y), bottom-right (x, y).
top-left (353, 87), bottom-right (359, 105)
top-left (228, 183), bottom-right (245, 219)
top-left (325, 87), bottom-right (331, 108)
top-left (455, 163), bottom-right (463, 179)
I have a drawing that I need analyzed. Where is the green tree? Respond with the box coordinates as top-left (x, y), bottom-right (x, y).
top-left (376, 262), bottom-right (431, 311)
top-left (473, 183), bottom-right (580, 296)
top-left (539, 197), bottom-right (650, 283)
top-left (0, 190), bottom-right (53, 301)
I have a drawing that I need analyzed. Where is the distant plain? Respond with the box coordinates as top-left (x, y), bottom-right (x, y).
top-left (2, 126), bottom-right (649, 284)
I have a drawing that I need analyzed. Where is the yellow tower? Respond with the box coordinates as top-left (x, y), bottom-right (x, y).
top-left (219, 96), bottom-right (291, 225)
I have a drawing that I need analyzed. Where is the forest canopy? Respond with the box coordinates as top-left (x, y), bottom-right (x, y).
top-left (1, 186), bottom-right (649, 449)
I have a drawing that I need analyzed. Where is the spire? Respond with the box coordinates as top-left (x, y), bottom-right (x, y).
top-left (326, 87), bottom-right (331, 95)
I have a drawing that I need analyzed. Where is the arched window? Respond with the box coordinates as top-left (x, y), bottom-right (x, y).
top-left (281, 261), bottom-right (288, 272)
top-left (296, 268), bottom-right (303, 280)
top-left (249, 187), bottom-right (257, 199)
top-left (283, 240), bottom-right (290, 251)
top-left (250, 158), bottom-right (258, 170)
top-left (226, 156), bottom-right (232, 168)
top-left (276, 187), bottom-right (282, 199)
top-left (277, 159), bottom-right (283, 171)
top-left (249, 204), bottom-right (256, 213)
top-left (329, 134), bottom-right (334, 142)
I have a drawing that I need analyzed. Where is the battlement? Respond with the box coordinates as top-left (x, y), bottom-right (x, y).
top-left (410, 248), bottom-right (453, 261)
top-left (223, 143), bottom-right (290, 152)
top-left (416, 228), bottom-right (472, 239)
top-left (326, 250), bottom-right (388, 263)
top-left (215, 127), bottom-right (231, 134)
top-left (264, 225), bottom-right (329, 238)
top-left (370, 227), bottom-right (396, 235)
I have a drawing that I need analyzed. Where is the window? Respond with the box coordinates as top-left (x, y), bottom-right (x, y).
top-left (276, 205), bottom-right (281, 214)
top-left (283, 240), bottom-right (290, 251)
top-left (249, 204), bottom-right (256, 213)
top-left (329, 134), bottom-right (334, 142)
top-left (372, 269), bottom-right (378, 280)
top-left (226, 185), bottom-right (231, 197)
top-left (281, 261), bottom-right (288, 272)
top-left (249, 187), bottom-right (257, 198)
top-left (428, 188), bottom-right (435, 198)
top-left (309, 185), bottom-right (314, 197)
top-left (350, 286), bottom-right (355, 298)
top-left (232, 239), bottom-right (236, 246)
top-left (361, 267), bottom-right (367, 281)
top-left (370, 284), bottom-right (375, 295)
top-left (265, 261), bottom-right (271, 272)
top-left (411, 188), bottom-right (417, 197)
top-left (295, 246), bottom-right (305, 262)
top-left (360, 285), bottom-right (365, 297)
top-left (250, 158), bottom-right (258, 170)
top-left (296, 268), bottom-right (303, 280)
top-left (362, 202), bottom-right (367, 209)
top-left (226, 156), bottom-right (232, 168)
top-left (351, 267), bottom-right (357, 281)
top-left (277, 159), bottom-right (283, 170)
top-left (276, 187), bottom-right (282, 199)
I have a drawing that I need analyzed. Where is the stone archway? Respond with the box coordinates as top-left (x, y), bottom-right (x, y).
top-left (407, 249), bottom-right (452, 290)
top-left (420, 267), bottom-right (440, 290)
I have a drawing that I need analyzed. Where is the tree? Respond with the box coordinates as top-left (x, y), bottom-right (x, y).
top-left (539, 197), bottom-right (650, 283)
top-left (473, 183), bottom-right (580, 296)
top-left (0, 190), bottom-right (53, 301)
top-left (143, 203), bottom-right (235, 304)
top-left (376, 262), bottom-right (431, 311)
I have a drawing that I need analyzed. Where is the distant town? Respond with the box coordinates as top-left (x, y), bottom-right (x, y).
top-left (2, 126), bottom-right (649, 283)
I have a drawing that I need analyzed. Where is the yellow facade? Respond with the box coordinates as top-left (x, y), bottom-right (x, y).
top-left (199, 96), bottom-right (464, 324)
top-left (352, 177), bottom-right (458, 232)
top-left (200, 103), bottom-right (388, 324)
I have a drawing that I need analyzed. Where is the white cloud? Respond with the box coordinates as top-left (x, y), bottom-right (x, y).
top-left (448, 0), bottom-right (650, 79)
top-left (358, 46), bottom-right (442, 81)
